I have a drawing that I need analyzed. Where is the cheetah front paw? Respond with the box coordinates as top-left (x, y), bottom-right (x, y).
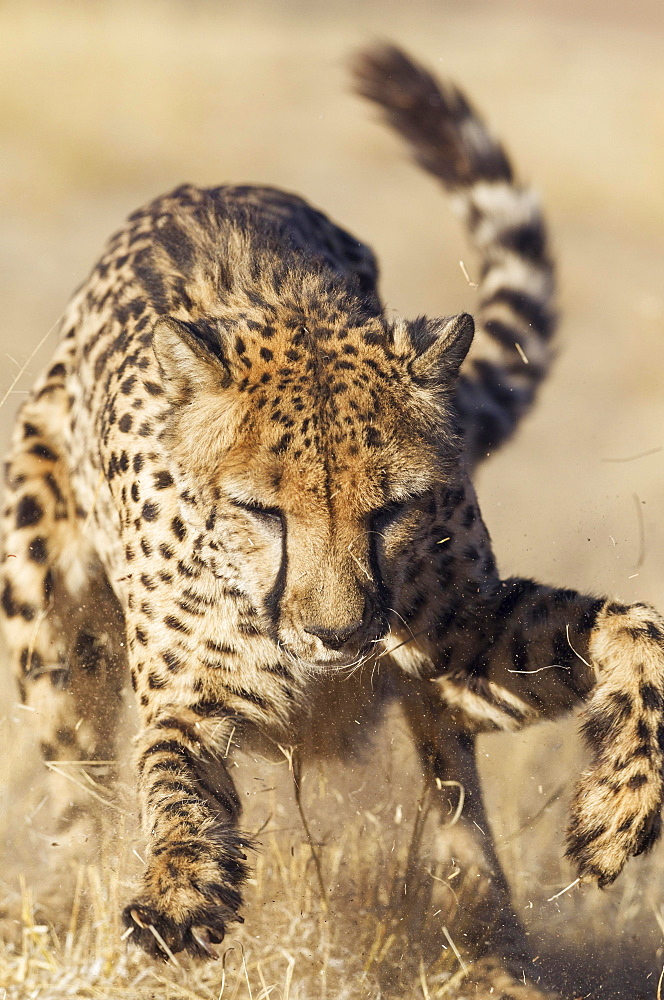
top-left (123, 898), bottom-right (234, 959)
top-left (123, 832), bottom-right (249, 959)
top-left (566, 602), bottom-right (664, 887)
top-left (566, 761), bottom-right (662, 888)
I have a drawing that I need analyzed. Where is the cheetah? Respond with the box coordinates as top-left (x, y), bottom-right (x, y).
top-left (2, 43), bottom-right (664, 994)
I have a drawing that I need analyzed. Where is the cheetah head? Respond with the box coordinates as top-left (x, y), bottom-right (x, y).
top-left (153, 301), bottom-right (473, 672)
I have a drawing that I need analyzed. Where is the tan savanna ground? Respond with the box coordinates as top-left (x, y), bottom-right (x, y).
top-left (1, 1), bottom-right (664, 997)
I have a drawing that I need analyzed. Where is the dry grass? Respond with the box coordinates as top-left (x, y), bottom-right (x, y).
top-left (2, 1), bottom-right (664, 997)
top-left (0, 726), bottom-right (517, 1000)
top-left (2, 711), bottom-right (664, 999)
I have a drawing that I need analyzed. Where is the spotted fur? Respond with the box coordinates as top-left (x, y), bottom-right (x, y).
top-left (352, 44), bottom-right (555, 467)
top-left (1, 45), bottom-right (663, 991)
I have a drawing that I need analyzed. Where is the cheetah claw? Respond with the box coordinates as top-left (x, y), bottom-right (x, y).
top-left (191, 925), bottom-right (223, 957)
top-left (123, 900), bottom-right (230, 960)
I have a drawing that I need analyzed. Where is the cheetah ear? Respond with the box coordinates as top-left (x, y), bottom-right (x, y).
top-left (408, 313), bottom-right (474, 384)
top-left (152, 317), bottom-right (232, 401)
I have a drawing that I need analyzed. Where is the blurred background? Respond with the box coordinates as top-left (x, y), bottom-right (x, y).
top-left (1, 1), bottom-right (664, 996)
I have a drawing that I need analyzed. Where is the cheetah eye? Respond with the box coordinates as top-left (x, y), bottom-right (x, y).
top-left (231, 499), bottom-right (284, 528)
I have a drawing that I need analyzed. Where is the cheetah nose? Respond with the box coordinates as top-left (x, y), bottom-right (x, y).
top-left (303, 620), bottom-right (366, 651)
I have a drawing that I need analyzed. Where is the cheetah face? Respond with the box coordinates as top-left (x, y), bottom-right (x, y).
top-left (153, 307), bottom-right (473, 670)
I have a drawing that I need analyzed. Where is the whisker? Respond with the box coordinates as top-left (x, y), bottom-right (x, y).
top-left (387, 606), bottom-right (416, 642)
top-left (377, 623), bottom-right (433, 661)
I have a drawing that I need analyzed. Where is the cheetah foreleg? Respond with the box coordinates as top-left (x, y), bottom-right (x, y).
top-left (124, 709), bottom-right (249, 959)
top-left (567, 601), bottom-right (664, 886)
top-left (428, 582), bottom-right (664, 887)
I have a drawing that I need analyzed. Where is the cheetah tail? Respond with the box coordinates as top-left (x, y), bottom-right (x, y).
top-left (350, 43), bottom-right (556, 468)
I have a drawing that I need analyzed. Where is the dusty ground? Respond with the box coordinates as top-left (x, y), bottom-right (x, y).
top-left (1, 1), bottom-right (664, 997)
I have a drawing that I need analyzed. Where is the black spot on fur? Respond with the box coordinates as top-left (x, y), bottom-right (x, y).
top-left (135, 261), bottom-right (170, 315)
top-left (142, 501), bottom-right (159, 521)
top-left (154, 471), bottom-right (174, 489)
top-left (461, 504), bottom-right (476, 528)
top-left (29, 443), bottom-right (58, 462)
top-left (164, 615), bottom-right (190, 634)
top-left (484, 284), bottom-right (553, 339)
top-left (44, 472), bottom-right (65, 506)
top-left (148, 671), bottom-right (167, 689)
top-left (364, 426), bottom-right (383, 448)
top-left (608, 690), bottom-right (634, 720)
top-left (581, 710), bottom-right (613, 750)
top-left (640, 683), bottom-right (663, 711)
top-left (16, 495), bottom-right (43, 528)
top-left (272, 433), bottom-right (293, 455)
top-left (1, 583), bottom-right (18, 618)
top-left (636, 719), bottom-right (651, 742)
top-left (566, 822), bottom-right (607, 855)
top-left (27, 536), bottom-right (48, 563)
top-left (74, 631), bottom-right (101, 672)
top-left (162, 650), bottom-right (183, 672)
top-left (646, 621), bottom-right (664, 643)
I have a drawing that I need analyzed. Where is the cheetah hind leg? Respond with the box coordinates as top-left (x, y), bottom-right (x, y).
top-left (397, 677), bottom-right (561, 999)
top-left (2, 408), bottom-right (127, 913)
